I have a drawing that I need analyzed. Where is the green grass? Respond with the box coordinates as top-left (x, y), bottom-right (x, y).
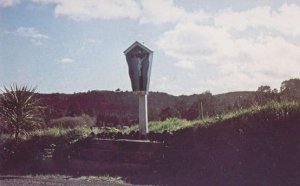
top-left (1, 127), bottom-right (99, 142)
top-left (20, 174), bottom-right (127, 185)
top-left (124, 118), bottom-right (194, 134)
top-left (217, 101), bottom-right (300, 124)
top-left (124, 101), bottom-right (300, 133)
top-left (31, 127), bottom-right (92, 137)
top-left (2, 101), bottom-right (300, 141)
top-left (71, 175), bottom-right (126, 184)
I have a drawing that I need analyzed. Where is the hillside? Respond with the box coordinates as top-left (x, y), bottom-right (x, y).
top-left (37, 91), bottom-right (177, 119)
top-left (36, 90), bottom-right (258, 126)
top-left (24, 78), bottom-right (297, 128)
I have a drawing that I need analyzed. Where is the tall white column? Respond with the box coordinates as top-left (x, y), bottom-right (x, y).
top-left (139, 94), bottom-right (148, 135)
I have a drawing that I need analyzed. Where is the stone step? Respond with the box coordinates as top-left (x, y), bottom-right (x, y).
top-left (68, 159), bottom-right (151, 173)
top-left (80, 139), bottom-right (163, 152)
top-left (74, 148), bottom-right (155, 163)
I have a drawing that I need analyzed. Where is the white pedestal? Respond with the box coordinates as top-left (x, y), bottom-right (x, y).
top-left (138, 94), bottom-right (148, 135)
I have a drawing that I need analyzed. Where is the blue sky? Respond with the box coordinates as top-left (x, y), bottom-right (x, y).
top-left (1, 0), bottom-right (300, 95)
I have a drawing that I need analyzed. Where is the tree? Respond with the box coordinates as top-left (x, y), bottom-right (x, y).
top-left (0, 85), bottom-right (43, 141)
top-left (257, 85), bottom-right (271, 93)
top-left (159, 107), bottom-right (178, 121)
top-left (148, 107), bottom-right (160, 121)
top-left (280, 78), bottom-right (300, 99)
top-left (255, 85), bottom-right (280, 104)
top-left (186, 91), bottom-right (215, 120)
top-left (185, 105), bottom-right (199, 120)
top-left (96, 112), bottom-right (120, 127)
top-left (280, 78), bottom-right (300, 92)
top-left (174, 99), bottom-right (188, 119)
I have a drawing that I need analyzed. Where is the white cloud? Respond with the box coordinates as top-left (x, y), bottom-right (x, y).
top-left (0, 0), bottom-right (20, 7)
top-left (154, 3), bottom-right (300, 93)
top-left (7, 27), bottom-right (49, 45)
top-left (139, 0), bottom-right (185, 24)
top-left (152, 76), bottom-right (183, 94)
top-left (215, 3), bottom-right (300, 36)
top-left (157, 21), bottom-right (300, 92)
top-left (138, 0), bottom-right (209, 24)
top-left (15, 27), bottom-right (49, 39)
top-left (60, 58), bottom-right (74, 64)
top-left (33, 0), bottom-right (141, 21)
top-left (32, 0), bottom-right (209, 24)
top-left (157, 23), bottom-right (236, 68)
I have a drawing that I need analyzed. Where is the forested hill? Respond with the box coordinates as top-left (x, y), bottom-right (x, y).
top-left (37, 91), bottom-right (177, 120)
top-left (34, 78), bottom-right (300, 127)
top-left (36, 90), bottom-right (257, 125)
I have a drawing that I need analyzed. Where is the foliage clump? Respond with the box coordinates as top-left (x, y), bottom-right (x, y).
top-left (0, 85), bottom-right (43, 141)
top-left (49, 114), bottom-right (95, 128)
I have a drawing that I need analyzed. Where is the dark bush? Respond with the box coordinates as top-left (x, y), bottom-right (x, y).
top-left (49, 114), bottom-right (95, 128)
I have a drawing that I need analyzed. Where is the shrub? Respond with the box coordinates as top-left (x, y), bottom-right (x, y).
top-left (0, 85), bottom-right (43, 142)
top-left (64, 127), bottom-right (91, 143)
top-left (49, 114), bottom-right (95, 128)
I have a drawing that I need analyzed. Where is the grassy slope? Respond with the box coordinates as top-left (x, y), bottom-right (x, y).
top-left (125, 101), bottom-right (300, 134)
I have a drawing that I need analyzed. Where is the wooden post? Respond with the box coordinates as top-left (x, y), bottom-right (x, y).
top-left (139, 94), bottom-right (148, 135)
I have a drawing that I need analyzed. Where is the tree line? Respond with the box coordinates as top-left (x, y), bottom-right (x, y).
top-left (1, 78), bottom-right (300, 141)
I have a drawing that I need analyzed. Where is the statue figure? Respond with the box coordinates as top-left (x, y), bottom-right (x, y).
top-left (126, 46), bottom-right (149, 92)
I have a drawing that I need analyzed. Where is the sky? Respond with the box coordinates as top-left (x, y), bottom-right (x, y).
top-left (1, 0), bottom-right (300, 95)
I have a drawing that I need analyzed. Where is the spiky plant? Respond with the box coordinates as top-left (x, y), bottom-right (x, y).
top-left (0, 85), bottom-right (43, 141)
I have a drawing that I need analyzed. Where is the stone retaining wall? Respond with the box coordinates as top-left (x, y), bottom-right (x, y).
top-left (68, 139), bottom-right (164, 174)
